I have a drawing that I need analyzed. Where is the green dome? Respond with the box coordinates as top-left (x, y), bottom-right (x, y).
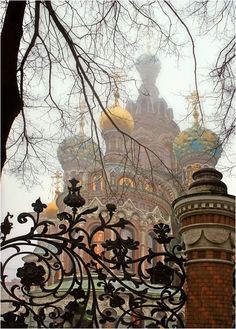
top-left (57, 134), bottom-right (100, 170)
top-left (173, 123), bottom-right (222, 165)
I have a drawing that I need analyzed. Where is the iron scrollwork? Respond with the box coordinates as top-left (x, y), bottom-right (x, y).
top-left (1, 179), bottom-right (186, 328)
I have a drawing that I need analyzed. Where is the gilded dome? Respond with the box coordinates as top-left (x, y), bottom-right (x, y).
top-left (44, 200), bottom-right (58, 219)
top-left (173, 123), bottom-right (222, 165)
top-left (99, 105), bottom-right (134, 133)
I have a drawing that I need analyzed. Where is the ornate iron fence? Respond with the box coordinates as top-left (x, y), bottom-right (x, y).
top-left (1, 179), bottom-right (186, 328)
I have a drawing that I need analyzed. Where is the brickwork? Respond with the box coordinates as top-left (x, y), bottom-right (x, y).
top-left (187, 249), bottom-right (233, 262)
top-left (182, 214), bottom-right (235, 227)
top-left (183, 211), bottom-right (234, 329)
top-left (173, 168), bottom-right (235, 328)
top-left (186, 262), bottom-right (233, 328)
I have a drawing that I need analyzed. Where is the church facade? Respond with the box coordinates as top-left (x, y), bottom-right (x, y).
top-left (2, 53), bottom-right (234, 329)
top-left (45, 53), bottom-right (222, 266)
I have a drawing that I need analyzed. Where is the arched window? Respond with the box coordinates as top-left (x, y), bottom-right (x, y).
top-left (185, 163), bottom-right (202, 185)
top-left (110, 172), bottom-right (116, 185)
top-left (144, 182), bottom-right (154, 192)
top-left (92, 174), bottom-right (103, 191)
top-left (192, 163), bottom-right (201, 173)
top-left (185, 165), bottom-right (192, 185)
top-left (119, 177), bottom-right (134, 188)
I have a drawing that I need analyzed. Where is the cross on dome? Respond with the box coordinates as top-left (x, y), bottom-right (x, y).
top-left (111, 70), bottom-right (126, 106)
top-left (186, 91), bottom-right (204, 124)
top-left (99, 70), bottom-right (134, 133)
top-left (51, 170), bottom-right (63, 196)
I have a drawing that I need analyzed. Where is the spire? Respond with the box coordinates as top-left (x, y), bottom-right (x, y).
top-left (186, 91), bottom-right (204, 125)
top-left (111, 71), bottom-right (125, 107)
top-left (144, 30), bottom-right (153, 55)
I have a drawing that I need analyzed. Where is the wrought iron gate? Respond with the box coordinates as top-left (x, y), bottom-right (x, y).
top-left (1, 179), bottom-right (186, 328)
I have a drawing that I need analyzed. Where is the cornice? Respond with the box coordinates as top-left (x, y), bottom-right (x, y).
top-left (173, 194), bottom-right (235, 221)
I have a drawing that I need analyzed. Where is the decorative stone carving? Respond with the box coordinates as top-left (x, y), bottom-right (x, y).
top-left (182, 227), bottom-right (233, 249)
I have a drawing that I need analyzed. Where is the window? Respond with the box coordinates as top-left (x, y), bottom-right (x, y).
top-left (92, 174), bottom-right (103, 191)
top-left (93, 230), bottom-right (104, 255)
top-left (144, 182), bottom-right (154, 192)
top-left (119, 177), bottom-right (134, 187)
top-left (110, 173), bottom-right (116, 185)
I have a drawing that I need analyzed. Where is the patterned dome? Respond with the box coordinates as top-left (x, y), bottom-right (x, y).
top-left (173, 123), bottom-right (222, 165)
top-left (99, 105), bottom-right (134, 133)
top-left (57, 134), bottom-right (100, 170)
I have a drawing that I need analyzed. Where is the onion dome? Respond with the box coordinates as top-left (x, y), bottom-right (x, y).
top-left (174, 124), bottom-right (222, 165)
top-left (44, 200), bottom-right (58, 219)
top-left (57, 134), bottom-right (99, 170)
top-left (58, 101), bottom-right (101, 171)
top-left (99, 106), bottom-right (134, 133)
top-left (135, 53), bottom-right (161, 84)
top-left (99, 88), bottom-right (134, 134)
top-left (173, 95), bottom-right (222, 166)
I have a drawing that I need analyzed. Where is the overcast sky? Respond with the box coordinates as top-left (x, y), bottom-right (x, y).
top-left (1, 1), bottom-right (235, 218)
top-left (2, 45), bottom-right (235, 217)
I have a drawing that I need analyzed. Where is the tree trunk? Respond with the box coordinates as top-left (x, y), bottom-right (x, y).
top-left (1, 1), bottom-right (26, 171)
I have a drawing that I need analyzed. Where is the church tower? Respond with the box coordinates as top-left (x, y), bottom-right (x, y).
top-left (127, 53), bottom-right (180, 171)
top-left (54, 53), bottom-right (226, 265)
top-left (99, 79), bottom-right (134, 165)
top-left (54, 53), bottom-right (183, 267)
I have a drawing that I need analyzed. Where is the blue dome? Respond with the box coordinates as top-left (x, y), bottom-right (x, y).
top-left (173, 123), bottom-right (222, 165)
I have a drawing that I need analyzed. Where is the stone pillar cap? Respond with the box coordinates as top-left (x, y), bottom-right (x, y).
top-left (188, 168), bottom-right (228, 195)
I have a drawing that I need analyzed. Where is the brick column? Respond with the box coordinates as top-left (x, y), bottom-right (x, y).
top-left (173, 168), bottom-right (235, 328)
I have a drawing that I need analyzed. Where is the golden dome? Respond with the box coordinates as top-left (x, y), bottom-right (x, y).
top-left (44, 200), bottom-right (58, 218)
top-left (99, 105), bottom-right (134, 133)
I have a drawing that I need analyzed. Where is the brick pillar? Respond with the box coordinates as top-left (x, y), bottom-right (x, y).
top-left (173, 168), bottom-right (235, 328)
